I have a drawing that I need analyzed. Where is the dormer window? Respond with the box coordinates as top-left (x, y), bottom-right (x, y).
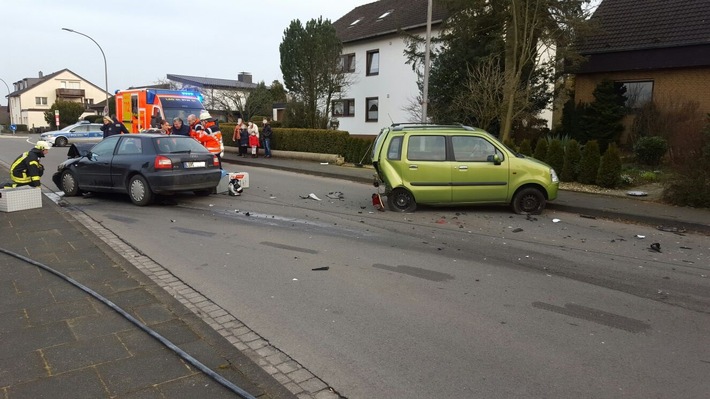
top-left (350, 17), bottom-right (363, 26)
top-left (378, 10), bottom-right (394, 19)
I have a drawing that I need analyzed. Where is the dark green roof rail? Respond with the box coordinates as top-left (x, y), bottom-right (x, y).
top-left (390, 123), bottom-right (476, 131)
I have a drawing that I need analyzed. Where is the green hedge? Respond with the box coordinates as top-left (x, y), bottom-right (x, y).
top-left (219, 124), bottom-right (374, 164)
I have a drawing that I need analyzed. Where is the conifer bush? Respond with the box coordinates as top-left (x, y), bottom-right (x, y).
top-left (518, 139), bottom-right (533, 156)
top-left (560, 139), bottom-right (581, 182)
top-left (577, 140), bottom-right (601, 184)
top-left (545, 139), bottom-right (564, 174)
top-left (596, 143), bottom-right (622, 188)
top-left (533, 139), bottom-right (548, 161)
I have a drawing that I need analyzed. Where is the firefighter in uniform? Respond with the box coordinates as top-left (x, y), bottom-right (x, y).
top-left (7, 141), bottom-right (51, 188)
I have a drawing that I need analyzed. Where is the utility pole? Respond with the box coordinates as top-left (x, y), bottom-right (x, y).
top-left (421, 0), bottom-right (433, 123)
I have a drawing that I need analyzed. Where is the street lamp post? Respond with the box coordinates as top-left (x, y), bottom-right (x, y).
top-left (0, 77), bottom-right (11, 125)
top-left (61, 28), bottom-right (109, 115)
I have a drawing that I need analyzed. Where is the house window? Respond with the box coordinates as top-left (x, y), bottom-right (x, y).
top-left (616, 80), bottom-right (653, 109)
top-left (332, 99), bottom-right (355, 117)
top-left (35, 97), bottom-right (48, 105)
top-left (366, 50), bottom-right (380, 76)
top-left (366, 97), bottom-right (378, 122)
top-left (84, 98), bottom-right (94, 105)
top-left (340, 53), bottom-right (356, 73)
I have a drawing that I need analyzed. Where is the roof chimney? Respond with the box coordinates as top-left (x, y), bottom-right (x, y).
top-left (237, 72), bottom-right (252, 84)
top-left (38, 71), bottom-right (43, 78)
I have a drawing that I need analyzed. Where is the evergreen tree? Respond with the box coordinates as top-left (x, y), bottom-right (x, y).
top-left (578, 80), bottom-right (627, 151)
top-left (533, 138), bottom-right (548, 161)
top-left (280, 17), bottom-right (344, 128)
top-left (577, 140), bottom-right (601, 184)
top-left (518, 138), bottom-right (533, 156)
top-left (597, 143), bottom-right (622, 188)
top-left (546, 139), bottom-right (565, 174)
top-left (560, 139), bottom-right (581, 182)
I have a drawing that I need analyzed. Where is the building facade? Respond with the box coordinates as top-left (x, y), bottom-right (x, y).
top-left (573, 0), bottom-right (710, 143)
top-left (7, 69), bottom-right (108, 129)
top-left (332, 0), bottom-right (447, 135)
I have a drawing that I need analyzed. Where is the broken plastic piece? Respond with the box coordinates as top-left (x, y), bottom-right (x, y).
top-left (635, 234), bottom-right (646, 239)
top-left (650, 243), bottom-right (661, 252)
top-left (512, 228), bottom-right (523, 233)
top-left (326, 191), bottom-right (344, 199)
top-left (552, 218), bottom-right (561, 223)
top-left (372, 193), bottom-right (384, 211)
top-left (308, 193), bottom-right (321, 201)
top-left (312, 267), bottom-right (330, 271)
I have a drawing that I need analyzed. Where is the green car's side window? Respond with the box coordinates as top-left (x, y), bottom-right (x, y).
top-left (387, 136), bottom-right (403, 160)
top-left (452, 136), bottom-right (501, 162)
top-left (407, 135), bottom-right (446, 161)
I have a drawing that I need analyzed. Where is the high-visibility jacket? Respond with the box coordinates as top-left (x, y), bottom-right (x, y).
top-left (10, 148), bottom-right (45, 187)
top-left (190, 120), bottom-right (224, 156)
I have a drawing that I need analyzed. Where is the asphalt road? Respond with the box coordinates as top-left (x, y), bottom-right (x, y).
top-left (2, 136), bottom-right (709, 398)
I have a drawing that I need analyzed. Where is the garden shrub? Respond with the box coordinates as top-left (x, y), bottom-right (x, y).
top-left (533, 139), bottom-right (548, 161)
top-left (577, 140), bottom-right (601, 184)
top-left (560, 139), bottom-right (581, 182)
top-left (518, 139), bottom-right (533, 156)
top-left (663, 116), bottom-right (710, 207)
top-left (597, 143), bottom-right (622, 188)
top-left (545, 139), bottom-right (564, 174)
top-left (633, 136), bottom-right (668, 166)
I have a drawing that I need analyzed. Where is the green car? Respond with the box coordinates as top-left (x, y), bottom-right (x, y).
top-left (371, 124), bottom-right (559, 214)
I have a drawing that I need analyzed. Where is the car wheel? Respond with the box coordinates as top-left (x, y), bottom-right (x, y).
top-left (55, 137), bottom-right (68, 147)
top-left (128, 175), bottom-right (153, 206)
top-left (193, 189), bottom-right (213, 196)
top-left (512, 187), bottom-right (546, 215)
top-left (387, 188), bottom-right (417, 212)
top-left (60, 170), bottom-right (80, 196)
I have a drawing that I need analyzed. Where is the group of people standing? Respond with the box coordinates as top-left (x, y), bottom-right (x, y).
top-left (233, 118), bottom-right (272, 158)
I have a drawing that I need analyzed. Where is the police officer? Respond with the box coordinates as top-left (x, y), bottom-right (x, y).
top-left (100, 115), bottom-right (129, 138)
top-left (8, 141), bottom-right (50, 187)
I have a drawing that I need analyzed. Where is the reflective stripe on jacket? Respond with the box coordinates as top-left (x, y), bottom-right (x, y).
top-left (10, 150), bottom-right (44, 186)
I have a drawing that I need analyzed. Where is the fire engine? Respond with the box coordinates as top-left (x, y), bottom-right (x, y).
top-left (114, 88), bottom-right (223, 156)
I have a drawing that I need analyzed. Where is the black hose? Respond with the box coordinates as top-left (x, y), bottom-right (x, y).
top-left (0, 247), bottom-right (256, 399)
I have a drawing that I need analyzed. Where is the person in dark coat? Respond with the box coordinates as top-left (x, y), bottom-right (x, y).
top-left (100, 116), bottom-right (128, 138)
top-left (171, 117), bottom-right (190, 136)
top-left (261, 118), bottom-right (273, 158)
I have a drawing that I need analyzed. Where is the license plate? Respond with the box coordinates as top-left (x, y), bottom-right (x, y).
top-left (184, 161), bottom-right (206, 168)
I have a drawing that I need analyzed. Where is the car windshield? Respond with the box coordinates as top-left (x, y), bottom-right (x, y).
top-left (153, 136), bottom-right (210, 154)
top-left (160, 97), bottom-right (204, 122)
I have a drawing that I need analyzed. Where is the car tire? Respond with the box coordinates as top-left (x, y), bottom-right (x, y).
top-left (60, 170), bottom-right (80, 196)
top-left (55, 137), bottom-right (68, 147)
top-left (128, 175), bottom-right (153, 206)
top-left (193, 189), bottom-right (212, 197)
top-left (512, 187), bottom-right (546, 215)
top-left (387, 188), bottom-right (417, 212)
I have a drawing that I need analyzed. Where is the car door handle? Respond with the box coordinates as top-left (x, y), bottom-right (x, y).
top-left (409, 165), bottom-right (418, 170)
top-left (458, 165), bottom-right (468, 170)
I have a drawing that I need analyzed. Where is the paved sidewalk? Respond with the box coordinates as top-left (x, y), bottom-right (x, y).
top-left (0, 179), bottom-right (296, 398)
top-left (221, 148), bottom-right (710, 235)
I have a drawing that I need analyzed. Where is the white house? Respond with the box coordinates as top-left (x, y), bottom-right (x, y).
top-left (332, 0), bottom-right (447, 135)
top-left (7, 69), bottom-right (109, 130)
top-left (167, 73), bottom-right (258, 122)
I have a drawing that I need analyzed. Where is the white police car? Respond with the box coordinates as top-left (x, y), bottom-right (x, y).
top-left (40, 121), bottom-right (104, 147)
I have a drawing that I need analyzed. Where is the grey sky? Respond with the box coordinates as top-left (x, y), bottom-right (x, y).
top-left (2, 0), bottom-right (602, 106)
top-left (1, 0), bottom-right (368, 103)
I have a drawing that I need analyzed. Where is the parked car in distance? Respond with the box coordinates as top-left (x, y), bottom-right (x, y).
top-left (40, 121), bottom-right (103, 147)
top-left (371, 123), bottom-right (559, 214)
top-left (52, 133), bottom-right (222, 206)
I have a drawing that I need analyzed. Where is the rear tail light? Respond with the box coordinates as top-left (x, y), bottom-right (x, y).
top-left (154, 155), bottom-right (173, 169)
top-left (213, 155), bottom-right (220, 166)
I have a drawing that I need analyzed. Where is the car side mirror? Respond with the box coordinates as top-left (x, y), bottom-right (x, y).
top-left (487, 154), bottom-right (502, 165)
